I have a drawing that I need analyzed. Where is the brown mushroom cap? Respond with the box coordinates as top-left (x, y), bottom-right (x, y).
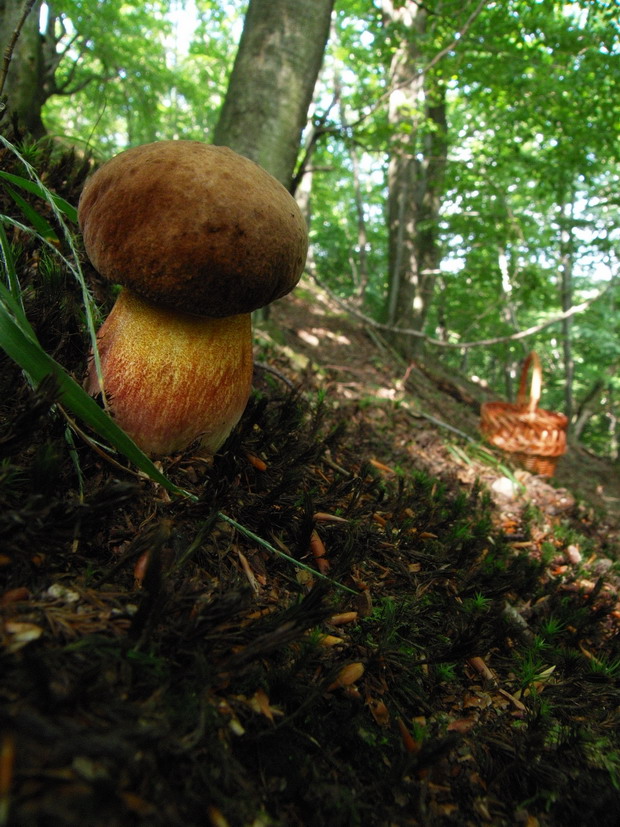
top-left (78, 141), bottom-right (308, 317)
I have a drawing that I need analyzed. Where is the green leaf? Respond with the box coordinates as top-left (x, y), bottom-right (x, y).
top-left (0, 254), bottom-right (37, 341)
top-left (0, 222), bottom-right (21, 303)
top-left (4, 184), bottom-right (60, 244)
top-left (0, 170), bottom-right (78, 224)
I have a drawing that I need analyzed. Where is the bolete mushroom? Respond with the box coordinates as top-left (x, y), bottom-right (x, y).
top-left (78, 140), bottom-right (307, 456)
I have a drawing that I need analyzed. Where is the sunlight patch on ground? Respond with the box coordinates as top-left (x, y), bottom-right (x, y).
top-left (296, 328), bottom-right (352, 348)
top-left (375, 386), bottom-right (403, 401)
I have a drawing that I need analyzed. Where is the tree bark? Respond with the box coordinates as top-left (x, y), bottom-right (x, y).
top-left (213, 0), bottom-right (334, 189)
top-left (0, 0), bottom-right (51, 137)
top-left (382, 0), bottom-right (447, 359)
top-left (559, 201), bottom-right (575, 422)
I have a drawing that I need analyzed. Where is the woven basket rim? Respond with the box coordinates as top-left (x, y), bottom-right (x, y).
top-left (480, 400), bottom-right (569, 427)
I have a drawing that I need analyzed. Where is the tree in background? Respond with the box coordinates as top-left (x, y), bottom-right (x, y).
top-left (436, 0), bottom-right (620, 441)
top-left (213, 0), bottom-right (334, 188)
top-left (1, 0), bottom-right (54, 136)
top-left (381, 0), bottom-right (452, 358)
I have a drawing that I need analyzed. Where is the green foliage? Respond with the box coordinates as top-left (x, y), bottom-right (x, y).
top-left (461, 591), bottom-right (492, 614)
top-left (40, 0), bottom-right (245, 153)
top-left (318, 0), bottom-right (620, 457)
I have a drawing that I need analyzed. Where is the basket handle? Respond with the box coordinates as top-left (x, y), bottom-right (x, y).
top-left (516, 351), bottom-right (542, 414)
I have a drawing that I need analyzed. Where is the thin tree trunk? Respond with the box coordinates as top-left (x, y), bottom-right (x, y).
top-left (382, 0), bottom-right (447, 358)
top-left (348, 139), bottom-right (370, 304)
top-left (559, 200), bottom-right (575, 421)
top-left (608, 387), bottom-right (618, 461)
top-left (335, 77), bottom-right (370, 304)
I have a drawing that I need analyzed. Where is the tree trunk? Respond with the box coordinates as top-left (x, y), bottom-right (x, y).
top-left (0, 0), bottom-right (50, 137)
top-left (213, 0), bottom-right (334, 190)
top-left (382, 0), bottom-right (447, 359)
top-left (347, 126), bottom-right (370, 306)
top-left (559, 202), bottom-right (575, 422)
top-left (608, 386), bottom-right (618, 461)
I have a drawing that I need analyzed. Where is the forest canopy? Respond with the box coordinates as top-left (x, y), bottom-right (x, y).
top-left (1, 0), bottom-right (619, 459)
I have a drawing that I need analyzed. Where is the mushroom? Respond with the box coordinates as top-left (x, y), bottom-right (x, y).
top-left (78, 140), bottom-right (307, 456)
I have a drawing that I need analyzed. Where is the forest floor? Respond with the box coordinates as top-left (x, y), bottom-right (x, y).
top-left (1, 145), bottom-right (620, 827)
top-left (268, 278), bottom-right (620, 530)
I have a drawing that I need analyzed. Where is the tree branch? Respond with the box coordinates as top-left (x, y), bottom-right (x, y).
top-left (0, 0), bottom-right (38, 100)
top-left (310, 268), bottom-right (617, 351)
top-left (54, 71), bottom-right (105, 97)
top-left (291, 93), bottom-right (340, 195)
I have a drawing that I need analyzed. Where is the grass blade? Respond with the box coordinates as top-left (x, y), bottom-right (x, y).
top-left (0, 170), bottom-right (78, 223)
top-left (0, 221), bottom-right (23, 305)
top-left (0, 136), bottom-right (102, 389)
top-left (0, 302), bottom-right (190, 497)
top-left (4, 184), bottom-right (59, 243)
top-left (0, 262), bottom-right (38, 342)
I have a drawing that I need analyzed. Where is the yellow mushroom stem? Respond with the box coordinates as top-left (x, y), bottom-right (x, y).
top-left (86, 289), bottom-right (253, 456)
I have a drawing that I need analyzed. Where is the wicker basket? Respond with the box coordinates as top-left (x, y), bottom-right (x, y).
top-left (480, 352), bottom-right (568, 476)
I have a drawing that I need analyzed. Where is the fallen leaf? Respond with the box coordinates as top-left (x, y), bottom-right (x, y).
top-left (313, 512), bottom-right (349, 524)
top-left (316, 557), bottom-right (331, 574)
top-left (248, 688), bottom-right (283, 723)
top-left (368, 698), bottom-right (390, 726)
top-left (369, 458), bottom-right (395, 475)
top-left (497, 688), bottom-right (527, 712)
top-left (237, 549), bottom-right (260, 594)
top-left (463, 692), bottom-right (491, 709)
top-left (0, 587), bottom-right (30, 605)
top-left (467, 656), bottom-right (496, 682)
top-left (310, 530), bottom-right (326, 557)
top-left (318, 634), bottom-right (345, 647)
top-left (447, 717), bottom-right (477, 734)
top-left (133, 551), bottom-right (149, 587)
